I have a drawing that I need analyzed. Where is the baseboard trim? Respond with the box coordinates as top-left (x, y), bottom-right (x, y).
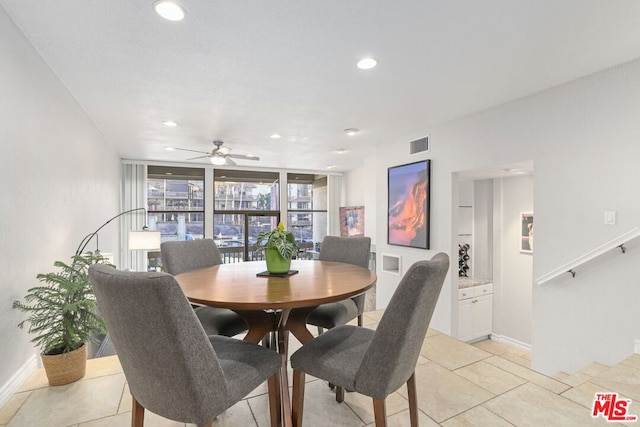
top-left (0, 355), bottom-right (38, 409)
top-left (490, 333), bottom-right (532, 352)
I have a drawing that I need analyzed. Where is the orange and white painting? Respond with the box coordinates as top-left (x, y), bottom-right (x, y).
top-left (387, 160), bottom-right (430, 249)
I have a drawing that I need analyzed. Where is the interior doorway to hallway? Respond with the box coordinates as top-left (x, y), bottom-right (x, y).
top-left (452, 160), bottom-right (534, 352)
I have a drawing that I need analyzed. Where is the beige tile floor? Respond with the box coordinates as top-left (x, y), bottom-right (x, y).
top-left (2, 309), bottom-right (639, 427)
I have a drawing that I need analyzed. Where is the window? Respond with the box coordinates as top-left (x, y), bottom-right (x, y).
top-left (147, 166), bottom-right (205, 242)
top-left (214, 169), bottom-right (280, 262)
top-left (287, 173), bottom-right (327, 254)
top-left (142, 166), bottom-right (335, 267)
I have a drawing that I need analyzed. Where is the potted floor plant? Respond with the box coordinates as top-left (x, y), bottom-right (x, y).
top-left (13, 252), bottom-right (111, 385)
top-left (256, 222), bottom-right (299, 274)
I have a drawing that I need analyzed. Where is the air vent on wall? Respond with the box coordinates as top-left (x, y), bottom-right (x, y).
top-left (410, 136), bottom-right (429, 155)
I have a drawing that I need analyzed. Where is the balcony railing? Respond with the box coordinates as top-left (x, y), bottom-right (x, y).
top-left (148, 241), bottom-right (316, 270)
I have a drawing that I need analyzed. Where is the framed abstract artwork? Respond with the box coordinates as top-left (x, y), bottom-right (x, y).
top-left (387, 160), bottom-right (430, 249)
top-left (339, 206), bottom-right (365, 237)
top-left (520, 212), bottom-right (533, 254)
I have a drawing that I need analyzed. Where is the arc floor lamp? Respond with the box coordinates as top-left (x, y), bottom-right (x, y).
top-left (74, 207), bottom-right (161, 257)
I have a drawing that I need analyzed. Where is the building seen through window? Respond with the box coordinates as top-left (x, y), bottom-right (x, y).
top-left (145, 167), bottom-right (329, 266)
top-left (287, 173), bottom-right (327, 255)
top-left (214, 169), bottom-right (280, 262)
top-left (147, 166), bottom-right (205, 242)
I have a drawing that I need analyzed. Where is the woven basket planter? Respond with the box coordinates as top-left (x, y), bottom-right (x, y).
top-left (41, 343), bottom-right (87, 386)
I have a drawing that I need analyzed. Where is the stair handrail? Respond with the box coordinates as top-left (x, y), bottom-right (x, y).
top-left (535, 226), bottom-right (640, 285)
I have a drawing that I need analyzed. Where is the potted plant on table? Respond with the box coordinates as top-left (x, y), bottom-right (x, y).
top-left (256, 222), bottom-right (300, 274)
top-left (13, 252), bottom-right (112, 386)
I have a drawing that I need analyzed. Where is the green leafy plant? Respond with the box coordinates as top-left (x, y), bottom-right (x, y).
top-left (13, 252), bottom-right (112, 355)
top-left (256, 222), bottom-right (300, 259)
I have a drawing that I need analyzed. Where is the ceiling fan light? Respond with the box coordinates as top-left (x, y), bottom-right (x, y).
top-left (210, 156), bottom-right (226, 165)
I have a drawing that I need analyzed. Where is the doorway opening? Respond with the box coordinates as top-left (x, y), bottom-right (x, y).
top-left (452, 160), bottom-right (534, 352)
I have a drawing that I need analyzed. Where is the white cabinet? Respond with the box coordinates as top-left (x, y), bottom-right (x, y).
top-left (457, 298), bottom-right (474, 341)
top-left (457, 283), bottom-right (493, 342)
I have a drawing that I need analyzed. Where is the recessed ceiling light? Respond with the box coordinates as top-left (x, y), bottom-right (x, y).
top-left (163, 120), bottom-right (178, 127)
top-left (165, 172), bottom-right (173, 175)
top-left (326, 165), bottom-right (338, 169)
top-left (165, 147), bottom-right (175, 151)
top-left (344, 128), bottom-right (359, 136)
top-left (334, 149), bottom-right (348, 154)
top-left (270, 133), bottom-right (282, 139)
top-left (154, 1), bottom-right (185, 21)
top-left (357, 57), bottom-right (377, 70)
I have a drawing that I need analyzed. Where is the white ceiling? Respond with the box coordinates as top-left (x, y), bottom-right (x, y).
top-left (4, 1), bottom-right (640, 172)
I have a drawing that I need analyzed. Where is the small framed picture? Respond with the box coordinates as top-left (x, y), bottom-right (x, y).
top-left (339, 206), bottom-right (365, 237)
top-left (520, 212), bottom-right (533, 254)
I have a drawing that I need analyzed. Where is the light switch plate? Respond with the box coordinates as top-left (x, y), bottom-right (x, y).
top-left (604, 211), bottom-right (616, 225)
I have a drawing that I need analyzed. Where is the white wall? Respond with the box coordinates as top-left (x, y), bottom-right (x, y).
top-left (344, 153), bottom-right (378, 243)
top-left (0, 7), bottom-right (121, 396)
top-left (348, 57), bottom-right (640, 374)
top-left (374, 146), bottom-right (454, 334)
top-left (492, 176), bottom-right (533, 346)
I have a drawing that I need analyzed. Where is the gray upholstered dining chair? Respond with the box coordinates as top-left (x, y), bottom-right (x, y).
top-left (161, 239), bottom-right (248, 337)
top-left (306, 236), bottom-right (372, 332)
top-left (88, 264), bottom-right (283, 427)
top-left (290, 253), bottom-right (449, 427)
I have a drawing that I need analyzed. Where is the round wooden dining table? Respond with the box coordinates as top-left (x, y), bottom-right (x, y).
top-left (174, 259), bottom-right (377, 346)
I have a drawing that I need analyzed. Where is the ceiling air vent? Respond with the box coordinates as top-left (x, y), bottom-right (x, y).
top-left (410, 136), bottom-right (429, 155)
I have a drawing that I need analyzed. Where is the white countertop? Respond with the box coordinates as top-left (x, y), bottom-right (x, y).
top-left (458, 276), bottom-right (492, 289)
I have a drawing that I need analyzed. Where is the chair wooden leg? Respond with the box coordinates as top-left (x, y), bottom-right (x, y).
top-left (281, 365), bottom-right (292, 427)
top-left (292, 369), bottom-right (306, 427)
top-left (373, 398), bottom-right (387, 427)
top-left (357, 314), bottom-right (363, 327)
top-left (335, 386), bottom-right (344, 403)
top-left (132, 396), bottom-right (145, 427)
top-left (267, 372), bottom-right (281, 427)
top-left (407, 373), bottom-right (418, 427)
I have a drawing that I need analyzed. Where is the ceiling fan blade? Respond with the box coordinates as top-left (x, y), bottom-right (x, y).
top-left (186, 155), bottom-right (211, 160)
top-left (225, 157), bottom-right (237, 166)
top-left (172, 147), bottom-right (211, 155)
top-left (227, 153), bottom-right (260, 161)
top-left (218, 146), bottom-right (231, 155)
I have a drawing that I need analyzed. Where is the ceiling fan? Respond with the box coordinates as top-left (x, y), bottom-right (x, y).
top-left (173, 140), bottom-right (260, 166)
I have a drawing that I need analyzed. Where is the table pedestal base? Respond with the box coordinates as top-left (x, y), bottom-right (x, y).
top-left (233, 307), bottom-right (316, 427)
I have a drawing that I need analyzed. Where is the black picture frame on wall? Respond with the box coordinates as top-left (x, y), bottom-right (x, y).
top-left (387, 160), bottom-right (430, 249)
